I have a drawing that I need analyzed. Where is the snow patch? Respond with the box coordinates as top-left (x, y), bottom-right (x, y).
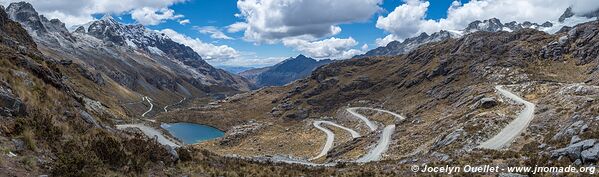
top-left (147, 46), bottom-right (164, 55)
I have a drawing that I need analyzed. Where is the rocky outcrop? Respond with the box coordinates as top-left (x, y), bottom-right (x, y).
top-left (552, 117), bottom-right (590, 141)
top-left (562, 21), bottom-right (599, 65)
top-left (477, 97), bottom-right (498, 109)
top-left (0, 82), bottom-right (26, 117)
top-left (552, 139), bottom-right (598, 163)
top-left (559, 7), bottom-right (599, 23)
top-left (433, 129), bottom-right (464, 149)
top-left (78, 110), bottom-right (100, 127)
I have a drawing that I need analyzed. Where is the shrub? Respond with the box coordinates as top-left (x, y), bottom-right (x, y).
top-left (21, 129), bottom-right (36, 152)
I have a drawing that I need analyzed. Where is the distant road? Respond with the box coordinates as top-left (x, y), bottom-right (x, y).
top-left (141, 96), bottom-right (153, 117)
top-left (164, 97), bottom-right (186, 112)
top-left (478, 85), bottom-right (536, 150)
top-left (116, 124), bottom-right (180, 147)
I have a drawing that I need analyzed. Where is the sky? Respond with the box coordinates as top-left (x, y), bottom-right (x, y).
top-left (1, 0), bottom-right (596, 68)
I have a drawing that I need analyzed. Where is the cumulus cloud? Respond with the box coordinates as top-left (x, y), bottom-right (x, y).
top-left (1, 0), bottom-right (187, 27)
top-left (131, 7), bottom-right (183, 25)
top-left (375, 0), bottom-right (583, 46)
top-left (216, 55), bottom-right (287, 68)
top-left (178, 19), bottom-right (190, 25)
top-left (226, 22), bottom-right (248, 33)
top-left (375, 0), bottom-right (429, 41)
top-left (571, 0), bottom-right (599, 14)
top-left (282, 37), bottom-right (365, 59)
top-left (233, 0), bottom-right (383, 43)
top-left (195, 26), bottom-right (233, 40)
top-left (159, 29), bottom-right (239, 60)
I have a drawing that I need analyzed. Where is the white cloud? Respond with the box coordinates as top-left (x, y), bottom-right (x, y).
top-left (282, 37), bottom-right (365, 59)
top-left (178, 19), bottom-right (190, 25)
top-left (215, 55), bottom-right (287, 68)
top-left (1, 0), bottom-right (187, 27)
top-left (159, 29), bottom-right (239, 60)
top-left (195, 26), bottom-right (233, 40)
top-left (375, 0), bottom-right (429, 41)
top-left (571, 0), bottom-right (599, 14)
top-left (375, 34), bottom-right (399, 47)
top-left (227, 22), bottom-right (248, 33)
top-left (361, 44), bottom-right (369, 51)
top-left (131, 7), bottom-right (183, 25)
top-left (234, 0), bottom-right (383, 43)
top-left (375, 0), bottom-right (583, 43)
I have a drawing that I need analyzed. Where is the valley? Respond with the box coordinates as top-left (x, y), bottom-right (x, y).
top-left (0, 1), bottom-right (598, 176)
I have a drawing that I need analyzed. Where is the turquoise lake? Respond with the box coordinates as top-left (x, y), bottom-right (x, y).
top-left (161, 122), bottom-right (224, 144)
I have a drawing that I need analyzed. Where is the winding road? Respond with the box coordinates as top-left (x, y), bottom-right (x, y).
top-left (346, 107), bottom-right (379, 131)
top-left (141, 96), bottom-right (153, 117)
top-left (310, 121), bottom-right (361, 160)
top-left (356, 124), bottom-right (396, 163)
top-left (164, 97), bottom-right (186, 112)
top-left (308, 107), bottom-right (404, 163)
top-left (116, 124), bottom-right (180, 147)
top-left (478, 85), bottom-right (536, 150)
top-left (346, 107), bottom-right (405, 163)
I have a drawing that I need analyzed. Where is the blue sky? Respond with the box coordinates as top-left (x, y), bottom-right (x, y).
top-left (100, 0), bottom-right (469, 67)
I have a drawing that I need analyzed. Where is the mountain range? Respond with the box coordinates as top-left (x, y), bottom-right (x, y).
top-left (240, 54), bottom-right (332, 87)
top-left (354, 14), bottom-right (586, 58)
top-left (5, 2), bottom-right (252, 108)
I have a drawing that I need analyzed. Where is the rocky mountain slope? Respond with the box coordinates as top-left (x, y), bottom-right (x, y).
top-left (240, 54), bottom-right (332, 87)
top-left (355, 18), bottom-right (553, 58)
top-left (0, 5), bottom-right (181, 175)
top-left (5, 2), bottom-right (252, 114)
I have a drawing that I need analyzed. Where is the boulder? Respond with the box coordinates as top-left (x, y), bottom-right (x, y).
top-left (581, 143), bottom-right (599, 162)
top-left (478, 97), bottom-right (498, 109)
top-left (552, 119), bottom-right (587, 141)
top-left (570, 135), bottom-right (582, 145)
top-left (286, 108), bottom-right (309, 120)
top-left (12, 138), bottom-right (25, 152)
top-left (0, 83), bottom-right (26, 117)
top-left (79, 110), bottom-right (100, 127)
top-left (433, 129), bottom-right (464, 149)
top-left (551, 139), bottom-right (596, 161)
top-left (165, 145), bottom-right (178, 160)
